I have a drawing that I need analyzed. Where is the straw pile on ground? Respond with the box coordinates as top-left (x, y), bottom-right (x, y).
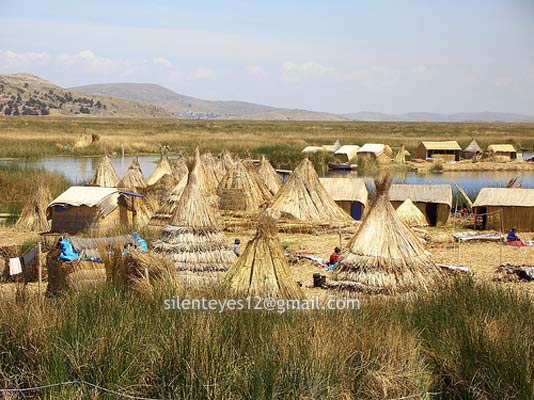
top-left (147, 155), bottom-right (173, 186)
top-left (243, 160), bottom-right (273, 200)
top-left (395, 198), bottom-right (428, 227)
top-left (223, 209), bottom-right (304, 299)
top-left (201, 152), bottom-right (226, 183)
top-left (269, 158), bottom-right (351, 223)
top-left (145, 173), bottom-right (178, 208)
top-left (91, 155), bottom-right (120, 187)
top-left (218, 160), bottom-right (271, 211)
top-left (221, 150), bottom-right (235, 173)
top-left (257, 155), bottom-right (282, 195)
top-left (332, 174), bottom-right (442, 294)
top-left (148, 174), bottom-right (188, 226)
top-left (118, 158), bottom-right (146, 189)
top-left (15, 185), bottom-right (52, 232)
top-left (172, 157), bottom-right (189, 181)
top-left (153, 151), bottom-right (236, 275)
top-left (394, 144), bottom-right (407, 164)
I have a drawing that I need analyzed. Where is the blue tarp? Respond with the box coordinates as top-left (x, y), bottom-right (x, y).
top-left (132, 232), bottom-right (148, 252)
top-left (58, 238), bottom-right (80, 261)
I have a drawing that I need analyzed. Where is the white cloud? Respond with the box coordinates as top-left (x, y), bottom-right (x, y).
top-left (57, 50), bottom-right (114, 72)
top-left (153, 57), bottom-right (173, 68)
top-left (247, 64), bottom-right (266, 78)
top-left (0, 50), bottom-right (51, 71)
top-left (190, 67), bottom-right (216, 80)
top-left (413, 65), bottom-right (429, 75)
top-left (282, 61), bottom-right (334, 81)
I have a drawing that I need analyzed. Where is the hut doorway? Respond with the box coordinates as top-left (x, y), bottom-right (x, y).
top-left (350, 203), bottom-right (363, 220)
top-left (427, 203), bottom-right (438, 226)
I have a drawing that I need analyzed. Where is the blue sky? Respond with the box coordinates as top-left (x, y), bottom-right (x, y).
top-left (1, 0), bottom-right (533, 114)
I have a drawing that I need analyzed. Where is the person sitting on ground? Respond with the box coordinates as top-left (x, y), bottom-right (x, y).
top-left (327, 247), bottom-right (341, 272)
top-left (507, 228), bottom-right (526, 246)
top-left (233, 238), bottom-right (241, 257)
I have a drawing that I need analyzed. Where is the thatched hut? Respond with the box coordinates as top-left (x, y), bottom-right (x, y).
top-left (486, 144), bottom-right (517, 161)
top-left (332, 175), bottom-right (442, 294)
top-left (395, 198), bottom-right (428, 227)
top-left (47, 186), bottom-right (134, 234)
top-left (357, 144), bottom-right (394, 164)
top-left (223, 210), bottom-right (304, 298)
top-left (269, 158), bottom-right (351, 223)
top-left (334, 145), bottom-right (360, 163)
top-left (15, 185), bottom-right (52, 232)
top-left (118, 158), bottom-right (146, 190)
top-left (319, 177), bottom-right (368, 220)
top-left (389, 184), bottom-right (452, 226)
top-left (416, 141), bottom-right (461, 161)
top-left (257, 155), bottom-right (282, 195)
top-left (218, 160), bottom-right (271, 211)
top-left (302, 146), bottom-right (324, 154)
top-left (473, 188), bottom-right (534, 231)
top-left (91, 155), bottom-right (120, 187)
top-left (462, 139), bottom-right (482, 159)
top-left (147, 155), bottom-right (173, 186)
top-left (153, 152), bottom-right (236, 274)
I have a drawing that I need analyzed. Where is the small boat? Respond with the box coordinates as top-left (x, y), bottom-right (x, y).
top-left (328, 162), bottom-right (357, 171)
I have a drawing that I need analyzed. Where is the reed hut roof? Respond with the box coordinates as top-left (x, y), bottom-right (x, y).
top-left (357, 143), bottom-right (394, 157)
top-left (257, 155), bottom-right (282, 195)
top-left (319, 177), bottom-right (368, 206)
top-left (218, 160), bottom-right (271, 211)
top-left (389, 184), bottom-right (453, 207)
top-left (118, 158), bottom-right (146, 189)
top-left (395, 198), bottom-right (428, 227)
top-left (301, 146), bottom-right (324, 154)
top-left (153, 151), bottom-right (236, 272)
top-left (269, 158), bottom-right (351, 223)
top-left (333, 174), bottom-right (441, 293)
top-left (223, 210), bottom-right (304, 299)
top-left (332, 139), bottom-right (342, 152)
top-left (420, 141), bottom-right (461, 151)
top-left (47, 186), bottom-right (119, 219)
top-left (16, 185), bottom-right (52, 232)
top-left (487, 144), bottom-right (517, 153)
top-left (91, 155), bottom-right (120, 188)
top-left (334, 145), bottom-right (360, 161)
top-left (463, 139), bottom-right (482, 153)
top-left (147, 155), bottom-right (173, 186)
top-left (473, 188), bottom-right (534, 207)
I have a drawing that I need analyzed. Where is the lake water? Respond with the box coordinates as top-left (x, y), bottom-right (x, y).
top-left (1, 155), bottom-right (533, 198)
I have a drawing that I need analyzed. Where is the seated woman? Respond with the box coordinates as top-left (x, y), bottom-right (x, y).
top-left (327, 247), bottom-right (341, 271)
top-left (507, 228), bottom-right (526, 246)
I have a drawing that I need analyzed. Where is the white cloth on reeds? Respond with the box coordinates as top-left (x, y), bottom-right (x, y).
top-left (9, 258), bottom-right (22, 275)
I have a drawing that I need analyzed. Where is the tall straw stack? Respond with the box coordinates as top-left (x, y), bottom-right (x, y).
top-left (257, 155), bottom-right (282, 195)
top-left (395, 198), bottom-right (428, 227)
top-left (218, 160), bottom-right (271, 211)
top-left (333, 174), bottom-right (442, 293)
top-left (269, 158), bottom-right (351, 223)
top-left (145, 173), bottom-right (178, 209)
top-left (393, 144), bottom-right (407, 164)
top-left (153, 151), bottom-right (236, 272)
top-left (147, 155), bottom-right (173, 186)
top-left (16, 184), bottom-right (52, 232)
top-left (118, 157), bottom-right (146, 189)
top-left (172, 157), bottom-right (189, 181)
top-left (221, 150), bottom-right (235, 174)
top-left (91, 155), bottom-right (120, 187)
top-left (243, 160), bottom-right (273, 201)
top-left (200, 151), bottom-right (224, 189)
top-left (223, 209), bottom-right (304, 299)
top-left (148, 174), bottom-right (188, 226)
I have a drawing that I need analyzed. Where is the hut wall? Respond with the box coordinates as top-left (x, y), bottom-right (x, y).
top-left (50, 206), bottom-right (127, 234)
top-left (415, 144), bottom-right (460, 161)
top-left (376, 152), bottom-right (392, 164)
top-left (478, 206), bottom-right (534, 232)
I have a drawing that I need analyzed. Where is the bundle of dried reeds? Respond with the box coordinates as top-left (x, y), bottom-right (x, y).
top-left (221, 150), bottom-right (235, 174)
top-left (257, 155), bottom-right (282, 195)
top-left (172, 157), bottom-right (189, 181)
top-left (223, 209), bottom-right (304, 299)
top-left (118, 157), bottom-right (146, 189)
top-left (147, 155), bottom-right (173, 186)
top-left (148, 174), bottom-right (188, 226)
top-left (218, 160), bottom-right (271, 211)
top-left (393, 144), bottom-right (406, 164)
top-left (243, 160), bottom-right (273, 201)
top-left (153, 150), bottom-right (236, 272)
top-left (269, 158), bottom-right (351, 223)
top-left (201, 152), bottom-right (226, 183)
top-left (91, 155), bottom-right (120, 187)
top-left (145, 173), bottom-right (178, 209)
top-left (395, 198), bottom-right (428, 227)
top-left (333, 174), bottom-right (443, 293)
top-left (15, 184), bottom-right (52, 232)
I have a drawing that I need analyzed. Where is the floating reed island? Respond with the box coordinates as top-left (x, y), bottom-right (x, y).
top-left (331, 174), bottom-right (443, 294)
top-left (91, 154), bottom-right (120, 188)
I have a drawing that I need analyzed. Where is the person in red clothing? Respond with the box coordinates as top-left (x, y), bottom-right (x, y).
top-left (327, 247), bottom-right (341, 271)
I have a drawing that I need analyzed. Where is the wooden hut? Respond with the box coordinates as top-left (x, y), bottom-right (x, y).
top-left (319, 177), bottom-right (368, 220)
top-left (486, 144), bottom-right (517, 161)
top-left (357, 144), bottom-right (394, 164)
top-left (334, 145), bottom-right (360, 163)
top-left (473, 188), bottom-right (534, 232)
top-left (416, 141), bottom-right (461, 161)
top-left (389, 184), bottom-right (452, 226)
top-left (46, 186), bottom-right (135, 234)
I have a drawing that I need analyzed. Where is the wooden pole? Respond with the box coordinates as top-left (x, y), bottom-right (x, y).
top-left (37, 241), bottom-right (42, 299)
top-left (499, 209), bottom-right (504, 265)
top-left (338, 224), bottom-right (342, 249)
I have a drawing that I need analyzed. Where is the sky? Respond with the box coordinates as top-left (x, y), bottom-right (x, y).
top-left (1, 0), bottom-right (533, 115)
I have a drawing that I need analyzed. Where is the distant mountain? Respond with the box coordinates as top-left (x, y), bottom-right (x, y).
top-left (343, 111), bottom-right (534, 123)
top-left (0, 74), bottom-right (171, 117)
top-left (71, 82), bottom-right (347, 121)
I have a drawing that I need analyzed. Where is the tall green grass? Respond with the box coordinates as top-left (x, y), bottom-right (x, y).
top-left (0, 279), bottom-right (532, 399)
